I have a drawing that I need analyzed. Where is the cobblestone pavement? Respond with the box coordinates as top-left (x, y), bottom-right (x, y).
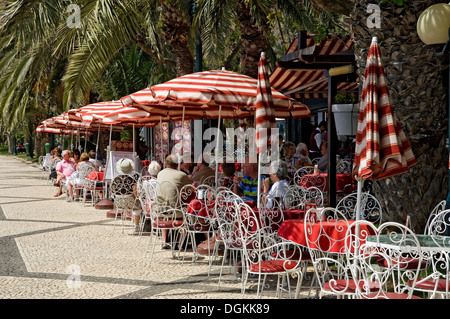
top-left (0, 155), bottom-right (316, 300)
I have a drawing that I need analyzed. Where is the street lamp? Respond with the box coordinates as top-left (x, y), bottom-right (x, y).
top-left (417, 3), bottom-right (450, 208)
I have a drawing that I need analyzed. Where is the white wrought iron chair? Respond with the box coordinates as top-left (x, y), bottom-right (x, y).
top-left (413, 209), bottom-right (450, 299)
top-left (135, 175), bottom-right (154, 235)
top-left (82, 171), bottom-right (104, 206)
top-left (282, 185), bottom-right (306, 210)
top-left (258, 193), bottom-right (285, 240)
top-left (335, 192), bottom-right (383, 224)
top-left (238, 202), bottom-right (305, 299)
top-left (294, 167), bottom-right (327, 196)
top-left (215, 189), bottom-right (245, 288)
top-left (303, 186), bottom-right (324, 207)
top-left (145, 180), bottom-right (185, 261)
top-left (201, 175), bottom-right (216, 187)
top-left (73, 164), bottom-right (95, 204)
top-left (424, 200), bottom-right (447, 235)
top-left (179, 184), bottom-right (217, 264)
top-left (110, 174), bottom-right (140, 233)
top-left (304, 207), bottom-right (355, 299)
top-left (348, 221), bottom-right (424, 299)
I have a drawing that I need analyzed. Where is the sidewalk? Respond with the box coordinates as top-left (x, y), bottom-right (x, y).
top-left (0, 155), bottom-right (313, 299)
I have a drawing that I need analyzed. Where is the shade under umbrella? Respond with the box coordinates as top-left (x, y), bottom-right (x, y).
top-left (353, 37), bottom-right (417, 221)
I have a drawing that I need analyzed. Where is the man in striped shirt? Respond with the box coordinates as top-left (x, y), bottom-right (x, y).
top-left (233, 157), bottom-right (264, 203)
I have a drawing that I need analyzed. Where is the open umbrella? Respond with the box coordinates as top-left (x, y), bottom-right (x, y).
top-left (120, 69), bottom-right (311, 185)
top-left (353, 37), bottom-right (417, 222)
top-left (120, 68), bottom-right (310, 119)
top-left (255, 52), bottom-right (277, 208)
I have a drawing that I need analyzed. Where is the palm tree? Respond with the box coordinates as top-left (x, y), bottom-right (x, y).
top-left (194, 0), bottom-right (340, 77)
top-left (313, 0), bottom-right (448, 231)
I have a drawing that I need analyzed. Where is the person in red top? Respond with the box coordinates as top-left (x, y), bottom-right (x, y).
top-left (54, 150), bottom-right (76, 197)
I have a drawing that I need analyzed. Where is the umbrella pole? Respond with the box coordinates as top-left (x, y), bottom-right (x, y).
top-left (356, 178), bottom-right (363, 221)
top-left (215, 105), bottom-right (222, 187)
top-left (257, 152), bottom-right (261, 209)
top-left (96, 126), bottom-right (100, 155)
top-left (160, 117), bottom-right (163, 166)
top-left (179, 106), bottom-right (185, 170)
top-left (84, 129), bottom-right (88, 152)
top-left (133, 124), bottom-right (136, 156)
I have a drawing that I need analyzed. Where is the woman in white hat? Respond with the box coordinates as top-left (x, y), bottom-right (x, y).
top-left (116, 158), bottom-right (135, 175)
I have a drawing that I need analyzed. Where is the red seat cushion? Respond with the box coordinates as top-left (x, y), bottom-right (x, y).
top-left (271, 250), bottom-right (311, 261)
top-left (248, 259), bottom-right (299, 273)
top-left (365, 292), bottom-right (422, 299)
top-left (187, 223), bottom-right (211, 232)
top-left (376, 256), bottom-right (427, 269)
top-left (412, 278), bottom-right (449, 292)
top-left (152, 218), bottom-right (184, 228)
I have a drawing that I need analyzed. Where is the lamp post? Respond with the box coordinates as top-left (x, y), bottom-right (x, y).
top-left (417, 3), bottom-right (450, 209)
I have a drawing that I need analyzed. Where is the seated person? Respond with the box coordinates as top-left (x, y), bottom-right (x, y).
top-left (179, 153), bottom-right (194, 179)
top-left (191, 153), bottom-right (215, 185)
top-left (156, 154), bottom-right (192, 248)
top-left (88, 150), bottom-right (103, 169)
top-left (66, 152), bottom-right (95, 202)
top-left (111, 158), bottom-right (142, 235)
top-left (294, 142), bottom-right (313, 167)
top-left (220, 162), bottom-right (236, 188)
top-left (233, 157), bottom-right (264, 204)
top-left (283, 141), bottom-right (299, 178)
top-left (317, 142), bottom-right (328, 173)
top-left (54, 150), bottom-right (76, 197)
top-left (262, 161), bottom-right (289, 208)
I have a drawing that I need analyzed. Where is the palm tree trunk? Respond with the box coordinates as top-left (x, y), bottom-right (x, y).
top-left (348, 0), bottom-right (448, 231)
top-left (237, 0), bottom-right (268, 78)
top-left (160, 3), bottom-right (194, 76)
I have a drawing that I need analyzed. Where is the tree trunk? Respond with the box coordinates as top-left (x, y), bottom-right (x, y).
top-left (7, 132), bottom-right (14, 154)
top-left (348, 0), bottom-right (448, 232)
top-left (237, 0), bottom-right (269, 78)
top-left (160, 3), bottom-right (194, 76)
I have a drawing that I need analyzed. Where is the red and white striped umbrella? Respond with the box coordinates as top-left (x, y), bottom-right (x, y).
top-left (255, 52), bottom-right (277, 154)
top-left (120, 68), bottom-right (310, 119)
top-left (73, 101), bottom-right (126, 125)
top-left (353, 37), bottom-right (417, 222)
top-left (354, 37), bottom-right (417, 181)
top-left (102, 105), bottom-right (193, 127)
top-left (35, 125), bottom-right (90, 136)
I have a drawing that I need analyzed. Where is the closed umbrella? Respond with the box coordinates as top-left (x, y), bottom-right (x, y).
top-left (353, 37), bottom-right (417, 222)
top-left (255, 52), bottom-right (278, 208)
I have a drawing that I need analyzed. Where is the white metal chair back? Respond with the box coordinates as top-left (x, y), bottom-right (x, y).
top-left (304, 186), bottom-right (324, 207)
top-left (336, 192), bottom-right (382, 224)
top-left (348, 221), bottom-right (423, 299)
top-left (294, 166), bottom-right (326, 193)
top-left (110, 174), bottom-right (139, 232)
top-left (303, 207), bottom-right (355, 298)
top-left (426, 208), bottom-right (450, 240)
top-left (282, 185), bottom-right (306, 210)
top-left (201, 175), bottom-right (216, 187)
top-left (424, 200), bottom-right (447, 235)
top-left (336, 159), bottom-right (351, 174)
top-left (258, 193), bottom-right (284, 237)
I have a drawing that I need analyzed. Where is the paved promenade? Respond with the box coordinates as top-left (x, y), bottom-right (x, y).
top-left (0, 155), bottom-right (311, 300)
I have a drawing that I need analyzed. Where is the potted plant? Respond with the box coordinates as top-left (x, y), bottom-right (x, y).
top-left (332, 92), bottom-right (359, 136)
